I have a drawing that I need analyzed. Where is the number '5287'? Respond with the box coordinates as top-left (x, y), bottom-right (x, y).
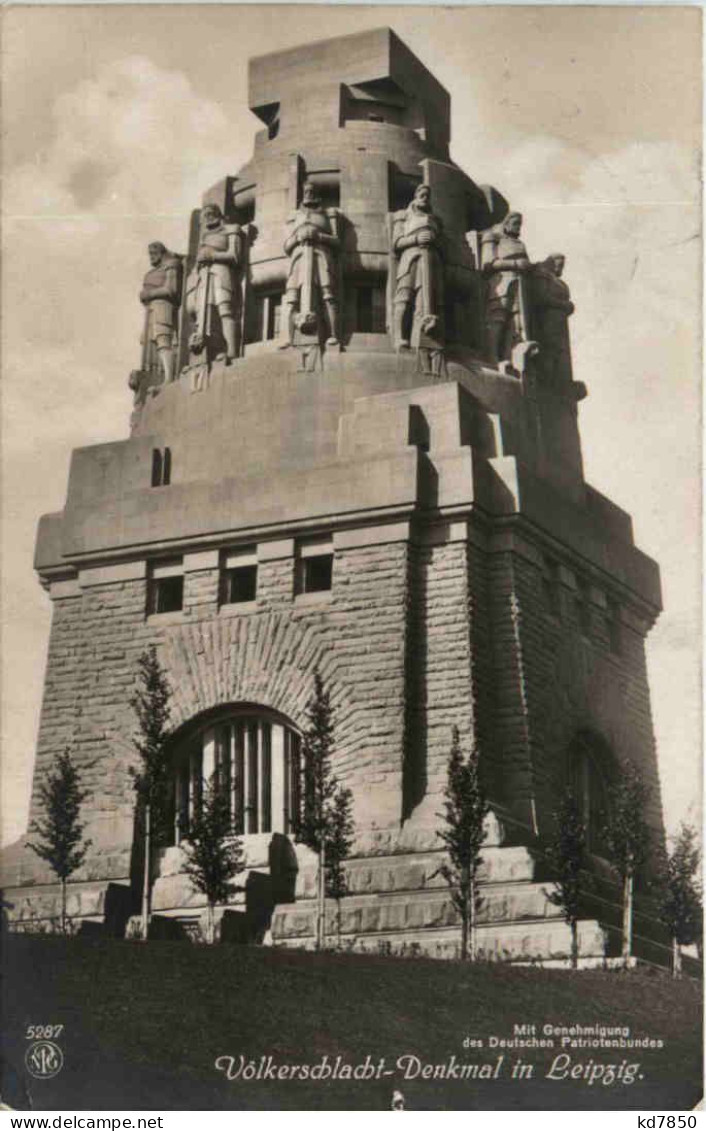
top-left (25, 1025), bottom-right (64, 1040)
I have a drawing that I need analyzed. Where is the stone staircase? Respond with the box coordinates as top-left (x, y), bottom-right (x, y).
top-left (271, 843), bottom-right (609, 963)
top-left (144, 823), bottom-right (675, 967)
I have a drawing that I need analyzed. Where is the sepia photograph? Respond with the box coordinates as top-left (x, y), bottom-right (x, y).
top-left (1, 3), bottom-right (702, 1112)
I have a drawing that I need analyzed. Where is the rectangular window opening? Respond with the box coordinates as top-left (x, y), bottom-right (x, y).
top-left (255, 292), bottom-right (284, 343)
top-left (303, 554), bottom-right (333, 593)
top-left (222, 564), bottom-right (258, 604)
top-left (221, 547), bottom-right (257, 605)
top-left (151, 449), bottom-right (162, 487)
top-left (151, 447), bottom-right (171, 487)
top-left (266, 294), bottom-right (282, 341)
top-left (147, 559), bottom-right (184, 616)
top-left (354, 285), bottom-right (386, 334)
top-left (296, 536), bottom-right (334, 596)
top-left (357, 287), bottom-right (373, 332)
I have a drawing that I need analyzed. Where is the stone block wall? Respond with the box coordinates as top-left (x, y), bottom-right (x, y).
top-left (22, 531), bottom-right (419, 890)
top-left (404, 534), bottom-right (474, 822)
top-left (483, 526), bottom-right (664, 850)
top-left (18, 503), bottom-right (663, 902)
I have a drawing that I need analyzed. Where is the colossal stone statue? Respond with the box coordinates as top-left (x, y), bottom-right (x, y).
top-left (139, 242), bottom-right (183, 384)
top-left (280, 180), bottom-right (341, 348)
top-left (187, 203), bottom-right (244, 362)
top-left (391, 183), bottom-right (444, 351)
top-left (531, 253), bottom-right (575, 384)
top-left (481, 211), bottom-right (531, 366)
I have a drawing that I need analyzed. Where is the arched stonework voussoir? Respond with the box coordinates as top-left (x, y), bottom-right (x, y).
top-left (164, 700), bottom-right (301, 754)
top-left (157, 612), bottom-right (355, 754)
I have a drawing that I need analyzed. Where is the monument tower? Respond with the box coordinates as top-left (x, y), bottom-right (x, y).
top-left (4, 29), bottom-right (666, 962)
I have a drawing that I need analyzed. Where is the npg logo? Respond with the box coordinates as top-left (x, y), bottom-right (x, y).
top-left (24, 1040), bottom-right (64, 1080)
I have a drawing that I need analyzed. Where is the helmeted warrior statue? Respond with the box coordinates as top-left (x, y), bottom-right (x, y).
top-left (391, 183), bottom-right (444, 351)
top-left (481, 211), bottom-right (532, 366)
top-left (187, 203), bottom-right (244, 363)
top-left (531, 253), bottom-right (575, 384)
top-left (138, 242), bottom-right (183, 383)
top-left (280, 180), bottom-right (341, 347)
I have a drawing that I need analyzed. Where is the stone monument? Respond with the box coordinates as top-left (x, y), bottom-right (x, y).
top-left (481, 211), bottom-right (536, 372)
top-left (280, 179), bottom-right (341, 349)
top-left (2, 28), bottom-right (669, 967)
top-left (136, 242), bottom-right (183, 385)
top-left (391, 182), bottom-right (445, 352)
top-left (186, 203), bottom-right (244, 364)
top-left (531, 253), bottom-right (575, 386)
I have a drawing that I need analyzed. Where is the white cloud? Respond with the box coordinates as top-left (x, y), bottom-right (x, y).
top-left (5, 55), bottom-right (235, 220)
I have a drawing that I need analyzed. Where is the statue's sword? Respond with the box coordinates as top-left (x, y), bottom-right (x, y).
top-left (420, 240), bottom-right (430, 323)
top-left (301, 240), bottom-right (314, 323)
top-left (203, 266), bottom-right (212, 346)
top-left (517, 269), bottom-right (531, 344)
top-left (141, 304), bottom-right (151, 372)
top-left (192, 262), bottom-right (211, 356)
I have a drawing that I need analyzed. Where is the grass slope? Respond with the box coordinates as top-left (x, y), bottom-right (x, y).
top-left (2, 937), bottom-right (702, 1111)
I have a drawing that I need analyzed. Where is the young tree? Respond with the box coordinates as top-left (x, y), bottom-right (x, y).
top-left (657, 822), bottom-right (702, 978)
top-left (436, 726), bottom-right (488, 961)
top-left (546, 789), bottom-right (588, 969)
top-left (325, 783), bottom-right (355, 944)
top-left (602, 760), bottom-right (651, 964)
top-left (130, 645), bottom-right (172, 939)
top-left (27, 748), bottom-right (92, 933)
top-left (183, 773), bottom-right (245, 944)
top-left (295, 671), bottom-right (355, 949)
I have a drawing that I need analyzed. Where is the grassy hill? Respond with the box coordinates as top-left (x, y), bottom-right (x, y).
top-left (2, 936), bottom-right (701, 1111)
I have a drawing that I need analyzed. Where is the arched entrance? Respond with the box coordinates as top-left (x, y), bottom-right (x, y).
top-left (167, 706), bottom-right (302, 846)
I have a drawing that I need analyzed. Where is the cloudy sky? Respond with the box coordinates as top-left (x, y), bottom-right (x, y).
top-left (1, 5), bottom-right (701, 846)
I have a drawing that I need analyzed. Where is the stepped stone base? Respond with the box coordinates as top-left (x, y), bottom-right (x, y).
top-left (272, 914), bottom-right (607, 963)
top-left (269, 838), bottom-right (608, 962)
top-left (4, 822), bottom-right (671, 970)
top-left (4, 880), bottom-right (132, 937)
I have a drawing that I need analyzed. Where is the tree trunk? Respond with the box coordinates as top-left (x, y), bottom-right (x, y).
top-left (622, 871), bottom-right (633, 964)
top-left (207, 902), bottom-right (215, 945)
top-left (460, 865), bottom-right (470, 960)
top-left (672, 936), bottom-right (682, 979)
top-left (570, 918), bottom-right (578, 969)
top-left (316, 840), bottom-right (326, 950)
top-left (61, 877), bottom-right (67, 936)
top-left (469, 875), bottom-right (477, 962)
top-left (141, 802), bottom-right (151, 941)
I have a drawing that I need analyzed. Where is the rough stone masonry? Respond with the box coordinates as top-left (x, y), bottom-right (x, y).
top-left (2, 28), bottom-right (666, 964)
